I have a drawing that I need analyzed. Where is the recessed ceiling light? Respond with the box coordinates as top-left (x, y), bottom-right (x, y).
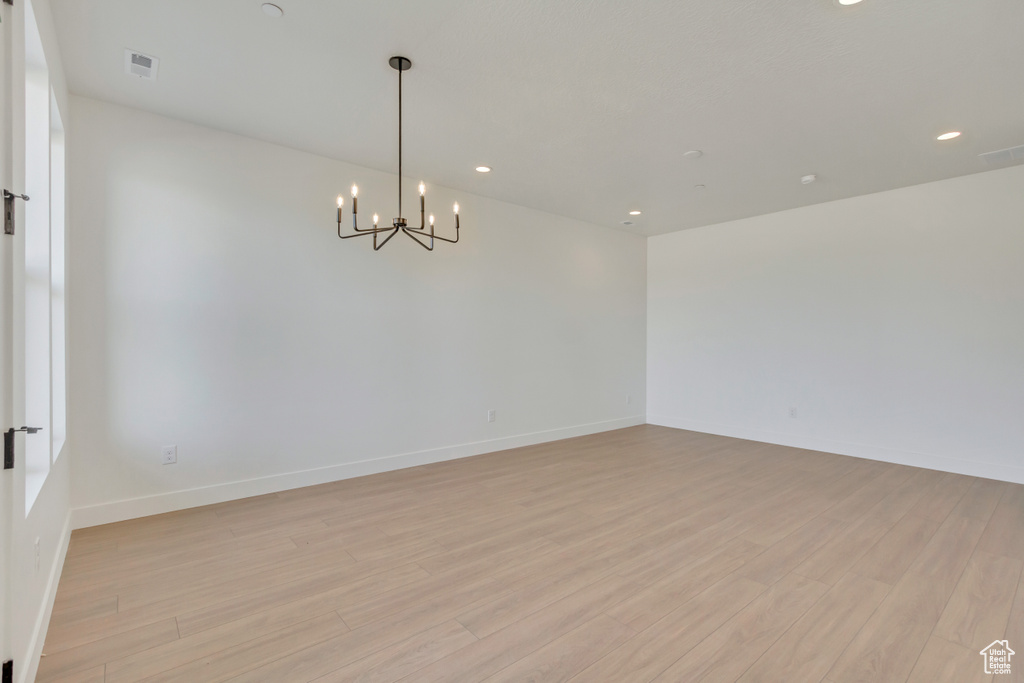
top-left (475, 166), bottom-right (491, 173)
top-left (683, 150), bottom-right (703, 159)
top-left (629, 210), bottom-right (642, 216)
top-left (694, 184), bottom-right (706, 191)
top-left (801, 174), bottom-right (817, 184)
top-left (262, 3), bottom-right (284, 18)
top-left (836, 0), bottom-right (863, 5)
top-left (937, 131), bottom-right (961, 141)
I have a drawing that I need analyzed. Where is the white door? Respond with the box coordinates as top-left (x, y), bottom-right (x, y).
top-left (2, 0), bottom-right (48, 678)
top-left (1, 0), bottom-right (15, 674)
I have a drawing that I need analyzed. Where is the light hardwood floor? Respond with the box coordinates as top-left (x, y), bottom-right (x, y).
top-left (39, 425), bottom-right (1024, 682)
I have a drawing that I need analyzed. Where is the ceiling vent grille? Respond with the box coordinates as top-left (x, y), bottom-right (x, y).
top-left (979, 144), bottom-right (1024, 167)
top-left (124, 49), bottom-right (159, 80)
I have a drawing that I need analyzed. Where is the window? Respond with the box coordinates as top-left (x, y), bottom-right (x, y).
top-left (23, 0), bottom-right (66, 513)
top-left (51, 91), bottom-right (66, 459)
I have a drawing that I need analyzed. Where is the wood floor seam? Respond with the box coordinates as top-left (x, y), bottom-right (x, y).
top-left (825, 573), bottom-right (895, 664)
top-left (728, 572), bottom-right (835, 682)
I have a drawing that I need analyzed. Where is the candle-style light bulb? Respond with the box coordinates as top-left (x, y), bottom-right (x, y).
top-left (419, 182), bottom-right (425, 196)
top-left (429, 214), bottom-right (435, 226)
top-left (372, 213), bottom-right (379, 226)
top-left (351, 184), bottom-right (358, 198)
top-left (337, 195), bottom-right (344, 208)
top-left (453, 202), bottom-right (459, 214)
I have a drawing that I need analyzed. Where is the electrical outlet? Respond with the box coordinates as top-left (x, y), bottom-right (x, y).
top-left (161, 445), bottom-right (177, 464)
top-left (34, 537), bottom-right (41, 571)
top-left (789, 407), bottom-right (798, 419)
top-left (487, 409), bottom-right (496, 423)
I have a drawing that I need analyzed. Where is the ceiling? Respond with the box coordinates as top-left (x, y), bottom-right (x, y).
top-left (50, 0), bottom-right (1024, 235)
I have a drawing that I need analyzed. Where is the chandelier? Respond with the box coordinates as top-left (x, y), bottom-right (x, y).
top-left (335, 56), bottom-right (460, 251)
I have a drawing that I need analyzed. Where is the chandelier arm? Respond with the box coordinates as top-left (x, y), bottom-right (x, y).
top-left (427, 233), bottom-right (459, 244)
top-left (405, 230), bottom-right (458, 243)
top-left (406, 216), bottom-right (458, 243)
top-left (338, 214), bottom-right (397, 238)
top-left (350, 204), bottom-right (376, 232)
top-left (407, 232), bottom-right (457, 244)
top-left (338, 226), bottom-right (392, 239)
top-left (402, 228), bottom-right (434, 251)
top-left (351, 195), bottom-right (365, 231)
top-left (404, 210), bottom-right (435, 248)
top-left (348, 211), bottom-right (396, 233)
top-left (373, 227), bottom-right (400, 250)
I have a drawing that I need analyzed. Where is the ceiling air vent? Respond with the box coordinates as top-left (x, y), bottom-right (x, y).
top-left (979, 144), bottom-right (1024, 167)
top-left (124, 49), bottom-right (159, 80)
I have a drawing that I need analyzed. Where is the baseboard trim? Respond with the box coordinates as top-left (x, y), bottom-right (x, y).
top-left (71, 416), bottom-right (646, 529)
top-left (20, 511), bottom-right (72, 683)
top-left (647, 414), bottom-right (1024, 485)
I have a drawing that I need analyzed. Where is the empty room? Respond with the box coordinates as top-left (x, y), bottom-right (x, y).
top-left (2, 0), bottom-right (1023, 682)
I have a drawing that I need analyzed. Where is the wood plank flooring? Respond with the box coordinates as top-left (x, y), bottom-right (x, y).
top-left (39, 425), bottom-right (1023, 682)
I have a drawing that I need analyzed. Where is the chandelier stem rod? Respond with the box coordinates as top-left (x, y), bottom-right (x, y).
top-left (398, 60), bottom-right (403, 220)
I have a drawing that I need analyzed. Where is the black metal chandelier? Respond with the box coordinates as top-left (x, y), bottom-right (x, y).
top-left (335, 56), bottom-right (460, 251)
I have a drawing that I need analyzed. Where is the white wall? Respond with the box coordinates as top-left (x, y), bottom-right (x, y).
top-left (648, 164), bottom-right (1024, 484)
top-left (4, 1), bottom-right (73, 682)
top-left (68, 97), bottom-right (647, 527)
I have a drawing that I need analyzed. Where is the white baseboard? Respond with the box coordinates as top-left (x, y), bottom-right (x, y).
top-left (647, 414), bottom-right (1024, 485)
top-left (20, 511), bottom-right (72, 683)
top-left (71, 416), bottom-right (646, 529)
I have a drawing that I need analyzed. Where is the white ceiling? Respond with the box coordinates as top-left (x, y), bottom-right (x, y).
top-left (50, 0), bottom-right (1024, 235)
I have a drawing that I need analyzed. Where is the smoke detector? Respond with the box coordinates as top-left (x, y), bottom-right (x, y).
top-left (124, 50), bottom-right (159, 80)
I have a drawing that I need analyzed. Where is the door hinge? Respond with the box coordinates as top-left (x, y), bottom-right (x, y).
top-left (2, 659), bottom-right (12, 683)
top-left (4, 426), bottom-right (41, 470)
top-left (3, 190), bottom-right (30, 236)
